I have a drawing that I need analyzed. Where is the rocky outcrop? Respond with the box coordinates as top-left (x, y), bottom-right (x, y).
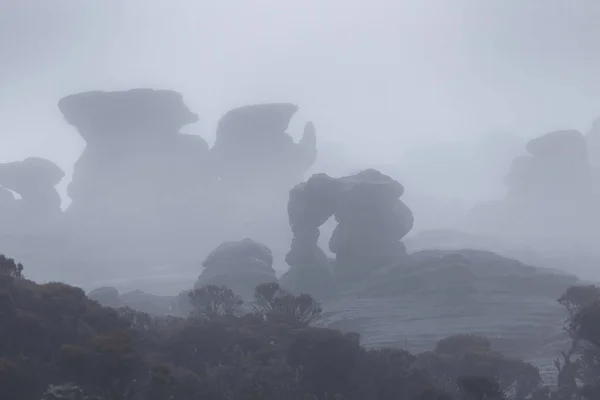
top-left (587, 118), bottom-right (600, 168)
top-left (505, 130), bottom-right (591, 202)
top-left (317, 249), bottom-right (577, 379)
top-left (87, 286), bottom-right (120, 308)
top-left (58, 89), bottom-right (207, 221)
top-left (0, 157), bottom-right (64, 232)
top-left (468, 130), bottom-right (599, 243)
top-left (195, 238), bottom-right (277, 300)
top-left (284, 169), bottom-right (414, 295)
top-left (211, 103), bottom-right (317, 189)
top-left (0, 187), bottom-right (15, 209)
top-left (279, 246), bottom-right (336, 300)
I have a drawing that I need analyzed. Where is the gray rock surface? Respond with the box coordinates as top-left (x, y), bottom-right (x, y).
top-left (0, 157), bottom-right (64, 216)
top-left (315, 249), bottom-right (577, 383)
top-left (468, 129), bottom-right (599, 245)
top-left (585, 118), bottom-right (600, 168)
top-left (211, 103), bottom-right (317, 187)
top-left (195, 238), bottom-right (277, 300)
top-left (58, 88), bottom-right (206, 221)
top-left (285, 169), bottom-right (414, 294)
top-left (87, 286), bottom-right (121, 308)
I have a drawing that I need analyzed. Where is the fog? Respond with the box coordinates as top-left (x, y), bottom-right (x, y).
top-left (1, 0), bottom-right (600, 290)
top-left (2, 0), bottom-right (600, 201)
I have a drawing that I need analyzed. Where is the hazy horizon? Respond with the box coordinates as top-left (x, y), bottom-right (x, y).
top-left (2, 0), bottom-right (600, 206)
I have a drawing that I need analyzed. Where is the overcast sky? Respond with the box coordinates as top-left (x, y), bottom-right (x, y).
top-left (1, 0), bottom-right (599, 200)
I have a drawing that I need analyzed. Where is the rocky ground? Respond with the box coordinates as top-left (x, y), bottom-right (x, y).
top-left (318, 294), bottom-right (568, 383)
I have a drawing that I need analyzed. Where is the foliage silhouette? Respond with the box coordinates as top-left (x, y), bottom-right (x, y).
top-left (188, 284), bottom-right (244, 318)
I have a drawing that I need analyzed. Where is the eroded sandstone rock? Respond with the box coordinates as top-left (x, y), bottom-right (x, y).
top-left (585, 118), bottom-right (600, 168)
top-left (58, 89), bottom-right (206, 220)
top-left (0, 157), bottom-right (64, 228)
top-left (211, 103), bottom-right (317, 188)
top-left (195, 238), bottom-right (277, 300)
top-left (284, 169), bottom-right (414, 293)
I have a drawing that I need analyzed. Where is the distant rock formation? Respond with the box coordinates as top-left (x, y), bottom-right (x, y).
top-left (195, 238), bottom-right (277, 300)
top-left (317, 249), bottom-right (577, 373)
top-left (209, 103), bottom-right (319, 272)
top-left (468, 129), bottom-right (599, 244)
top-left (0, 187), bottom-right (15, 212)
top-left (87, 286), bottom-right (120, 308)
top-left (0, 157), bottom-right (64, 231)
top-left (284, 169), bottom-right (414, 293)
top-left (586, 117), bottom-right (600, 168)
top-left (58, 89), bottom-right (207, 221)
top-left (211, 103), bottom-right (317, 190)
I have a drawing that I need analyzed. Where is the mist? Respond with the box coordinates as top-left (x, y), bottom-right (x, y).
top-left (4, 3), bottom-right (600, 396)
top-left (2, 0), bottom-right (600, 206)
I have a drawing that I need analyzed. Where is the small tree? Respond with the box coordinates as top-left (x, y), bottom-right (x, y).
top-left (554, 285), bottom-right (600, 396)
top-left (253, 282), bottom-right (322, 325)
top-left (188, 285), bottom-right (243, 319)
top-left (0, 255), bottom-right (23, 279)
top-left (558, 285), bottom-right (600, 319)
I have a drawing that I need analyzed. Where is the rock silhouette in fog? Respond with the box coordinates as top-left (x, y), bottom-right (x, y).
top-left (58, 88), bottom-right (206, 221)
top-left (87, 286), bottom-right (121, 308)
top-left (283, 169), bottom-right (414, 295)
top-left (586, 117), bottom-right (600, 168)
top-left (209, 103), bottom-right (318, 272)
top-left (0, 157), bottom-right (64, 231)
top-left (468, 129), bottom-right (599, 244)
top-left (211, 103), bottom-right (317, 189)
top-left (195, 238), bottom-right (277, 300)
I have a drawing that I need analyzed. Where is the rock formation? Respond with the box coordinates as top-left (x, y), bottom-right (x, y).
top-left (209, 103), bottom-right (319, 272)
top-left (211, 103), bottom-right (317, 189)
top-left (58, 89), bottom-right (207, 221)
top-left (508, 131), bottom-right (596, 235)
top-left (468, 129), bottom-right (599, 243)
top-left (0, 187), bottom-right (15, 214)
top-left (316, 249), bottom-right (577, 377)
top-left (283, 169), bottom-right (414, 294)
top-left (57, 89), bottom-right (216, 268)
top-left (586, 117), bottom-right (600, 168)
top-left (195, 238), bottom-right (277, 300)
top-left (87, 286), bottom-right (120, 308)
top-left (0, 157), bottom-right (64, 232)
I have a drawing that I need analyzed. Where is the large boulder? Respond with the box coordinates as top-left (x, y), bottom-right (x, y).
top-left (195, 238), bottom-right (277, 300)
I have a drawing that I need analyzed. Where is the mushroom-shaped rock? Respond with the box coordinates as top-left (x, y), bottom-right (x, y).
top-left (330, 170), bottom-right (413, 282)
top-left (195, 238), bottom-right (277, 300)
top-left (59, 89), bottom-right (208, 222)
top-left (211, 103), bottom-right (317, 186)
top-left (58, 88), bottom-right (198, 143)
top-left (87, 286), bottom-right (121, 308)
top-left (526, 130), bottom-right (588, 162)
top-left (215, 103), bottom-right (299, 142)
top-left (0, 157), bottom-right (64, 215)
